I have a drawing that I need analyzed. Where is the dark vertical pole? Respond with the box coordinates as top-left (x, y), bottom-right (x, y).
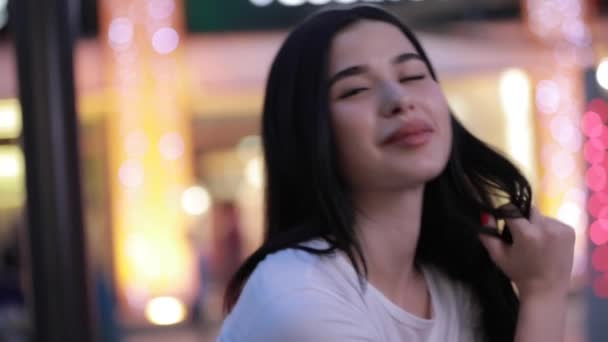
top-left (10, 0), bottom-right (94, 341)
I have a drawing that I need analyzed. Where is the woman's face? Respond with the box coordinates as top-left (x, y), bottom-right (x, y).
top-left (328, 20), bottom-right (452, 192)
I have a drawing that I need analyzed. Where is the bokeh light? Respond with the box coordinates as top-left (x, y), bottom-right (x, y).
top-left (500, 68), bottom-right (535, 179)
top-left (590, 220), bottom-right (608, 245)
top-left (246, 157), bottom-right (264, 189)
top-left (550, 115), bottom-right (579, 150)
top-left (551, 151), bottom-right (576, 179)
top-left (585, 165), bottom-right (607, 192)
top-left (536, 80), bottom-right (561, 114)
top-left (145, 297), bottom-right (186, 326)
top-left (151, 27), bottom-right (180, 54)
top-left (593, 274), bottom-right (608, 298)
top-left (181, 186), bottom-right (211, 216)
top-left (556, 201), bottom-right (583, 229)
top-left (582, 111), bottom-right (603, 137)
top-left (108, 17), bottom-right (134, 48)
top-left (118, 160), bottom-right (145, 188)
top-left (596, 58), bottom-right (608, 91)
top-left (583, 138), bottom-right (605, 164)
top-left (147, 0), bottom-right (176, 20)
top-left (592, 245), bottom-right (608, 272)
top-left (588, 192), bottom-right (608, 218)
top-left (159, 132), bottom-right (185, 161)
top-left (0, 100), bottom-right (22, 139)
top-left (0, 148), bottom-right (22, 178)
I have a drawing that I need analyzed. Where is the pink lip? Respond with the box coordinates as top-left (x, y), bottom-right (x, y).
top-left (382, 119), bottom-right (434, 147)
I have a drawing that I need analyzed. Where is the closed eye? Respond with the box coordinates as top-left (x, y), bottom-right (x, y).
top-left (399, 75), bottom-right (426, 83)
top-left (338, 87), bottom-right (368, 99)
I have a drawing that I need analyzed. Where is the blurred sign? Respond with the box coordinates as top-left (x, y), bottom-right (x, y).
top-left (186, 0), bottom-right (522, 32)
top-left (186, 0), bottom-right (403, 32)
top-left (249, 0), bottom-right (401, 6)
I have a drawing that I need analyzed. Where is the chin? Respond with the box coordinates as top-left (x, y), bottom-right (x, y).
top-left (395, 159), bottom-right (448, 185)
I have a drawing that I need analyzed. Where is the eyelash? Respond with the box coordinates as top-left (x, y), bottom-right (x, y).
top-left (338, 75), bottom-right (426, 100)
top-left (399, 75), bottom-right (426, 83)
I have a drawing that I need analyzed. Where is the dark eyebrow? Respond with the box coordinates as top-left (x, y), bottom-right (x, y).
top-left (328, 52), bottom-right (424, 87)
top-left (392, 52), bottom-right (424, 65)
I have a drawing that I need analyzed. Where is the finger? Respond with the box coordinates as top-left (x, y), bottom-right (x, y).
top-left (479, 233), bottom-right (508, 266)
top-left (499, 204), bottom-right (534, 241)
top-left (528, 206), bottom-right (543, 226)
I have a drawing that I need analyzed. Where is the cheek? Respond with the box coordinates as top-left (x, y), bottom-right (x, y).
top-left (423, 87), bottom-right (451, 133)
top-left (330, 105), bottom-right (377, 171)
top-left (331, 103), bottom-right (374, 145)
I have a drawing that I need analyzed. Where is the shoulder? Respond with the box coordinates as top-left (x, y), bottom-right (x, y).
top-left (218, 240), bottom-right (377, 341)
top-left (244, 239), bottom-right (363, 298)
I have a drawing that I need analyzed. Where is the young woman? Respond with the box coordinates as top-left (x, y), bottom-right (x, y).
top-left (218, 5), bottom-right (575, 342)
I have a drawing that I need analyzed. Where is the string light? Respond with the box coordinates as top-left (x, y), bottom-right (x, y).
top-left (526, 0), bottom-right (591, 279)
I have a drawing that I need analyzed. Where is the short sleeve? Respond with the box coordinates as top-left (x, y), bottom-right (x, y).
top-left (218, 288), bottom-right (379, 342)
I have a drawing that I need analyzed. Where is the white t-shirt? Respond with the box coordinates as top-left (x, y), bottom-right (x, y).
top-left (218, 239), bottom-right (481, 342)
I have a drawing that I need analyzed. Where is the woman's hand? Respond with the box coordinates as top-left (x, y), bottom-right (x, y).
top-left (479, 206), bottom-right (576, 299)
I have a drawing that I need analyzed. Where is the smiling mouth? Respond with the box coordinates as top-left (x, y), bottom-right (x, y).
top-left (383, 130), bottom-right (433, 147)
top-left (382, 119), bottom-right (435, 148)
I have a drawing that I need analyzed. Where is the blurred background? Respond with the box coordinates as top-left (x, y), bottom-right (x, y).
top-left (0, 0), bottom-right (607, 341)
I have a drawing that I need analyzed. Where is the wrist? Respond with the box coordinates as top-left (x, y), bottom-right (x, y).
top-left (518, 285), bottom-right (569, 304)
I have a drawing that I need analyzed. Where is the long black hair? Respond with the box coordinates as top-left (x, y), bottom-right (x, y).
top-left (224, 5), bottom-right (531, 342)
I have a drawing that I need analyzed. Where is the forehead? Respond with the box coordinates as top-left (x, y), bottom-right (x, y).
top-left (328, 20), bottom-right (418, 74)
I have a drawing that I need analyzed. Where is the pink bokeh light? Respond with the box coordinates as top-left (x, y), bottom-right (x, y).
top-left (590, 220), bottom-right (608, 245)
top-left (582, 111), bottom-right (603, 137)
top-left (588, 192), bottom-right (608, 218)
top-left (592, 245), bottom-right (608, 272)
top-left (588, 99), bottom-right (608, 120)
top-left (593, 273), bottom-right (608, 298)
top-left (585, 165), bottom-right (607, 192)
top-left (584, 138), bottom-right (606, 164)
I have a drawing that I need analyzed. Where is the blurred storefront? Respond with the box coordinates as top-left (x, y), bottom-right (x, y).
top-left (1, 0), bottom-right (608, 340)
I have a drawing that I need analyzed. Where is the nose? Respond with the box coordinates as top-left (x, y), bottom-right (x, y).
top-left (380, 82), bottom-right (415, 117)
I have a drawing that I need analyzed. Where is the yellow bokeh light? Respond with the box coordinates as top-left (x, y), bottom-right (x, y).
top-left (499, 68), bottom-right (536, 183)
top-left (101, 0), bottom-right (196, 321)
top-left (0, 145), bottom-right (25, 209)
top-left (145, 297), bottom-right (186, 326)
top-left (0, 99), bottom-right (22, 139)
top-left (0, 147), bottom-right (22, 178)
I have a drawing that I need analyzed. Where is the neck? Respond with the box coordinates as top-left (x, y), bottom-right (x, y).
top-left (354, 186), bottom-right (425, 298)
